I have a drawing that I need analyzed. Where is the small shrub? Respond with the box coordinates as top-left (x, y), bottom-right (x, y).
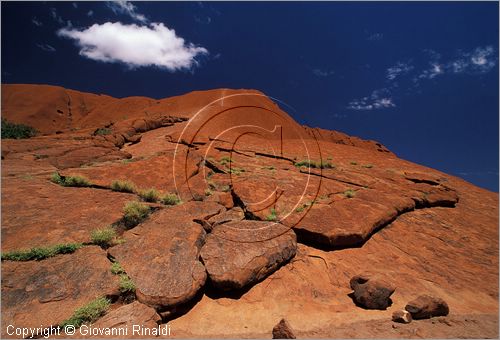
top-left (265, 208), bottom-right (278, 221)
top-left (110, 180), bottom-right (136, 193)
top-left (119, 275), bottom-right (136, 293)
top-left (110, 262), bottom-right (126, 275)
top-left (294, 160), bottom-right (334, 169)
top-left (229, 167), bottom-right (245, 175)
top-left (219, 156), bottom-right (232, 166)
top-left (1, 118), bottom-right (37, 139)
top-left (1, 243), bottom-right (82, 261)
top-left (123, 201), bottom-right (151, 228)
top-left (161, 193), bottom-right (181, 206)
top-left (205, 189), bottom-right (213, 196)
top-left (362, 164), bottom-right (374, 169)
top-left (262, 166), bottom-right (275, 170)
top-left (50, 173), bottom-right (91, 187)
top-left (60, 297), bottom-right (110, 328)
top-left (90, 227), bottom-right (116, 247)
top-left (139, 188), bottom-right (160, 202)
top-left (94, 128), bottom-right (112, 136)
top-left (220, 185), bottom-right (231, 192)
top-left (350, 161), bottom-right (358, 165)
top-left (344, 189), bottom-right (356, 198)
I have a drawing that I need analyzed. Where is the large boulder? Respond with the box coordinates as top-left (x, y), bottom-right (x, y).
top-left (405, 295), bottom-right (450, 319)
top-left (349, 273), bottom-right (395, 310)
top-left (108, 207), bottom-right (209, 308)
top-left (201, 220), bottom-right (297, 290)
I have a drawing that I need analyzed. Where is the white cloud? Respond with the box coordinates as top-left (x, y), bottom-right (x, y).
top-left (50, 7), bottom-right (64, 24)
top-left (418, 62), bottom-right (444, 80)
top-left (386, 61), bottom-right (413, 80)
top-left (72, 2), bottom-right (78, 9)
top-left (87, 10), bottom-right (94, 17)
top-left (57, 22), bottom-right (208, 71)
top-left (32, 17), bottom-right (43, 26)
top-left (455, 46), bottom-right (497, 74)
top-left (367, 33), bottom-right (383, 41)
top-left (312, 68), bottom-right (334, 77)
top-left (106, 1), bottom-right (147, 23)
top-left (37, 43), bottom-right (56, 52)
top-left (347, 88), bottom-right (395, 110)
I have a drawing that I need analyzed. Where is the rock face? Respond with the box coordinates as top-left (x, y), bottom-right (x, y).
top-left (108, 208), bottom-right (208, 308)
top-left (405, 295), bottom-right (450, 319)
top-left (1, 84), bottom-right (498, 338)
top-left (1, 247), bottom-right (119, 338)
top-left (392, 310), bottom-right (413, 323)
top-left (349, 273), bottom-right (396, 310)
top-left (272, 319), bottom-right (296, 339)
top-left (201, 221), bottom-right (297, 290)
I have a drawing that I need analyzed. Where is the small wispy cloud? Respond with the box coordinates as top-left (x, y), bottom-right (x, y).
top-left (106, 1), bottom-right (148, 23)
top-left (50, 7), bottom-right (64, 24)
top-left (87, 10), bottom-right (94, 17)
top-left (194, 15), bottom-right (212, 24)
top-left (37, 43), bottom-right (56, 52)
top-left (312, 68), bottom-right (334, 77)
top-left (347, 88), bottom-right (395, 110)
top-left (57, 22), bottom-right (208, 71)
top-left (387, 61), bottom-right (414, 80)
top-left (32, 17), bottom-right (43, 26)
top-left (72, 2), bottom-right (78, 9)
top-left (367, 32), bottom-right (383, 41)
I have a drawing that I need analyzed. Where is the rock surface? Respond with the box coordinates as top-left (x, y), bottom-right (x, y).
top-left (272, 318), bottom-right (296, 339)
top-left (392, 310), bottom-right (412, 323)
top-left (1, 84), bottom-right (498, 338)
top-left (349, 273), bottom-right (396, 310)
top-left (201, 221), bottom-right (297, 290)
top-left (1, 247), bottom-right (119, 338)
top-left (405, 295), bottom-right (450, 319)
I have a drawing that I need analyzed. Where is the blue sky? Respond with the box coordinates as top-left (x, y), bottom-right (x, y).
top-left (2, 1), bottom-right (499, 191)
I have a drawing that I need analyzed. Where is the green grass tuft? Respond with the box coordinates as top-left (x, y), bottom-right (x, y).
top-left (265, 208), bottom-right (278, 221)
top-left (123, 201), bottom-right (151, 228)
top-left (110, 262), bottom-right (125, 275)
top-left (350, 161), bottom-right (358, 165)
top-left (90, 227), bottom-right (116, 247)
top-left (60, 297), bottom-right (110, 329)
top-left (50, 173), bottom-right (91, 187)
top-left (228, 167), bottom-right (245, 175)
top-left (219, 156), bottom-right (232, 166)
top-left (161, 193), bottom-right (181, 206)
top-left (94, 128), bottom-right (112, 136)
top-left (294, 160), bottom-right (335, 169)
top-left (138, 188), bottom-right (160, 202)
top-left (1, 243), bottom-right (82, 261)
top-left (344, 189), bottom-right (356, 198)
top-left (205, 189), bottom-right (213, 196)
top-left (1, 118), bottom-right (37, 139)
top-left (119, 275), bottom-right (136, 293)
top-left (110, 180), bottom-right (136, 193)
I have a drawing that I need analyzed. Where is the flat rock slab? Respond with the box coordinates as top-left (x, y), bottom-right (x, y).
top-left (1, 178), bottom-right (133, 251)
top-left (201, 220), bottom-right (297, 290)
top-left (293, 198), bottom-right (397, 248)
top-left (1, 246), bottom-right (119, 338)
top-left (71, 301), bottom-right (161, 338)
top-left (108, 205), bottom-right (213, 308)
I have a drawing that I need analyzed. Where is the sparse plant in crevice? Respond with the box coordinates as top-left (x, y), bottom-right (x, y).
top-left (219, 156), bottom-right (232, 166)
top-left (90, 227), bottom-right (117, 247)
top-left (51, 173), bottom-right (92, 187)
top-left (60, 297), bottom-right (110, 329)
top-left (110, 261), bottom-right (126, 275)
top-left (265, 208), bottom-right (278, 221)
top-left (295, 201), bottom-right (313, 213)
top-left (344, 189), bottom-right (356, 198)
top-left (228, 167), bottom-right (245, 175)
top-left (262, 165), bottom-right (275, 171)
top-left (94, 127), bottom-right (112, 136)
top-left (122, 201), bottom-right (151, 228)
top-left (1, 118), bottom-right (37, 139)
top-left (220, 185), bottom-right (231, 192)
top-left (119, 275), bottom-right (136, 294)
top-left (294, 159), bottom-right (335, 169)
top-left (161, 193), bottom-right (181, 206)
top-left (350, 161), bottom-right (358, 165)
top-left (1, 243), bottom-right (83, 261)
top-left (362, 164), bottom-right (374, 169)
top-left (110, 180), bottom-right (136, 193)
top-left (138, 188), bottom-right (160, 202)
top-left (205, 189), bottom-right (213, 196)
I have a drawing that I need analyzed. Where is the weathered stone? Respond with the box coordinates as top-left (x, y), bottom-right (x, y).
top-left (108, 208), bottom-right (208, 308)
top-left (272, 318), bottom-right (296, 339)
top-left (1, 247), bottom-right (119, 338)
top-left (350, 273), bottom-right (395, 310)
top-left (201, 220), bottom-right (297, 290)
top-left (405, 295), bottom-right (450, 319)
top-left (392, 310), bottom-right (412, 323)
